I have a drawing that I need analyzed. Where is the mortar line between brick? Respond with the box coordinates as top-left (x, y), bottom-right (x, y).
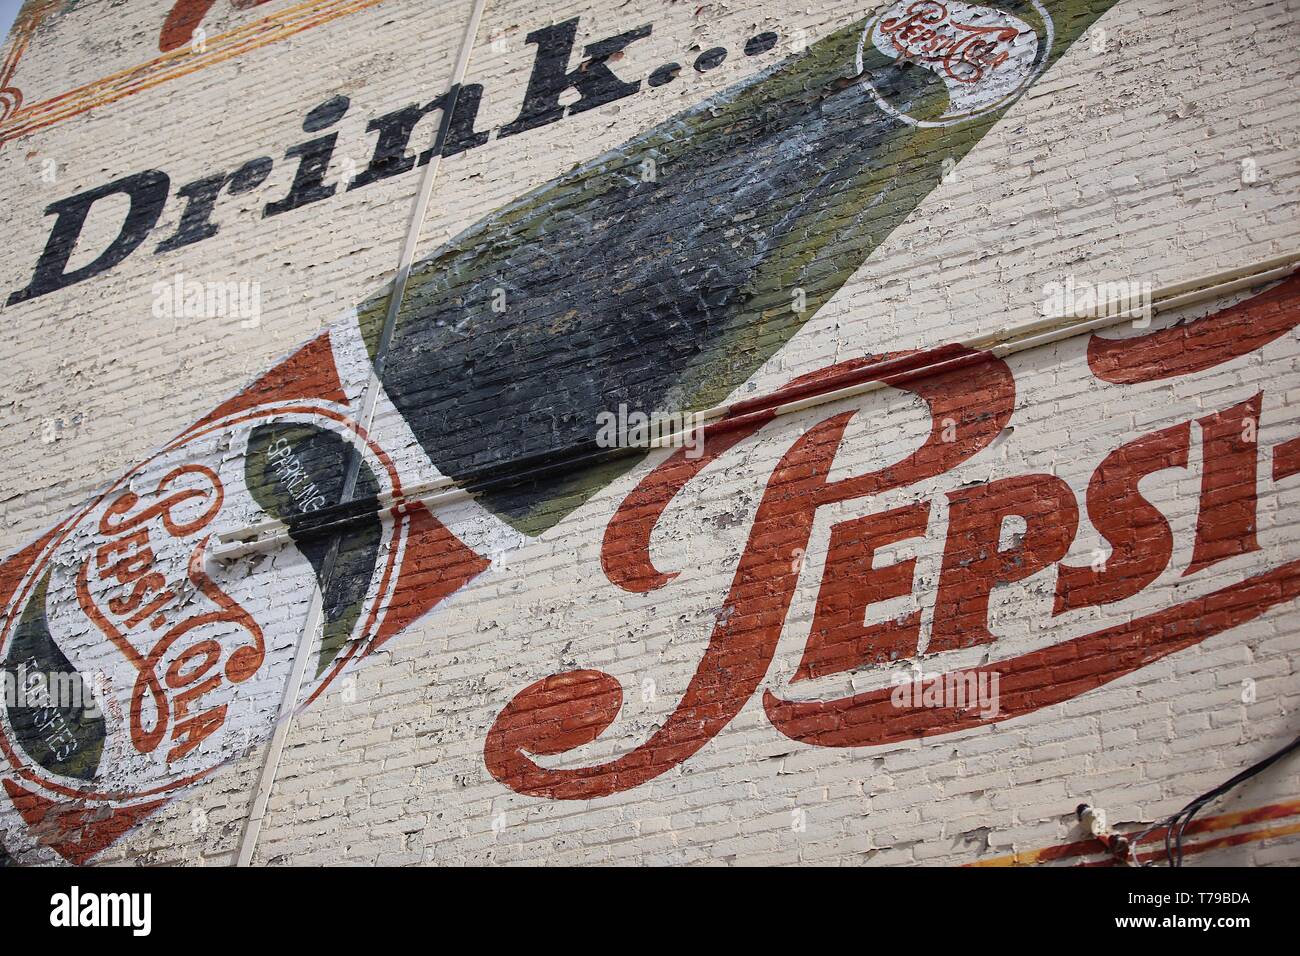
top-left (232, 0), bottom-right (491, 868)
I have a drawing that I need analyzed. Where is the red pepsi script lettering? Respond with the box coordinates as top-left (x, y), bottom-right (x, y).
top-left (485, 276), bottom-right (1300, 799)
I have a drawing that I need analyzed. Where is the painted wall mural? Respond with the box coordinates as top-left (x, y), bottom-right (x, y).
top-left (159, 0), bottom-right (275, 52)
top-left (0, 0), bottom-right (393, 143)
top-left (2, 0), bottom-right (1296, 865)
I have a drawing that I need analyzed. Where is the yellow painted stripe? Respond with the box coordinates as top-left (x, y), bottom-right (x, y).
top-left (0, 0), bottom-right (393, 146)
top-left (967, 799), bottom-right (1300, 867)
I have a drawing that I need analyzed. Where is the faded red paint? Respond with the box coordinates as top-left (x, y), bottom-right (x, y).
top-left (798, 500), bottom-right (932, 680)
top-left (2, 779), bottom-right (166, 866)
top-left (160, 0), bottom-right (274, 53)
top-left (487, 278), bottom-right (1300, 799)
top-left (0, 331), bottom-right (490, 864)
top-left (764, 555), bottom-right (1300, 747)
top-left (969, 797), bottom-right (1300, 867)
top-left (930, 473), bottom-right (1078, 653)
top-left (1186, 394), bottom-right (1262, 575)
top-left (487, 346), bottom-right (1017, 798)
top-left (1053, 422), bottom-right (1190, 614)
top-left (1087, 273), bottom-right (1300, 384)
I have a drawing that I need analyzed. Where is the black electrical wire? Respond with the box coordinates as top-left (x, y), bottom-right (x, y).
top-left (1132, 732), bottom-right (1300, 866)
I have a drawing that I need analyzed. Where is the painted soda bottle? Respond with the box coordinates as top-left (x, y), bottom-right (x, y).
top-left (364, 0), bottom-right (1119, 534)
top-left (0, 0), bottom-right (1117, 862)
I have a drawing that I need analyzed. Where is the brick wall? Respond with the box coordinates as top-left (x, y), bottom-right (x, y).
top-left (0, 0), bottom-right (1298, 866)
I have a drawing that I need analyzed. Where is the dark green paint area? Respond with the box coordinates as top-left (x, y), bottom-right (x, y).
top-left (359, 1), bottom-right (1117, 536)
top-left (244, 424), bottom-right (382, 676)
top-left (3, 573), bottom-right (105, 782)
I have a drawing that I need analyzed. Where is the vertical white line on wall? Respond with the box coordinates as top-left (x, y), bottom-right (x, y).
top-left (234, 0), bottom-right (491, 868)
